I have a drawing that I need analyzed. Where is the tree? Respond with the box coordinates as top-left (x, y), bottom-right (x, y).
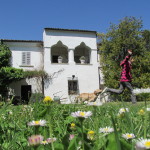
top-left (98, 17), bottom-right (150, 97)
top-left (0, 41), bottom-right (24, 97)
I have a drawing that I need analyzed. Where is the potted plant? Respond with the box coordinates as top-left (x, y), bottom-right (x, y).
top-left (58, 56), bottom-right (63, 63)
top-left (79, 56), bottom-right (85, 64)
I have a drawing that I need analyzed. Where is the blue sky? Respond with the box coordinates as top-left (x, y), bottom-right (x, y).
top-left (0, 0), bottom-right (150, 40)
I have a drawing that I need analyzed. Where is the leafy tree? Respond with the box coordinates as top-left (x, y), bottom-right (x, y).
top-left (0, 41), bottom-right (24, 97)
top-left (98, 17), bottom-right (150, 101)
top-left (0, 41), bottom-right (11, 68)
top-left (142, 29), bottom-right (150, 51)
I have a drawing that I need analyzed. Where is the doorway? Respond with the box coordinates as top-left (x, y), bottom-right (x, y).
top-left (21, 85), bottom-right (31, 103)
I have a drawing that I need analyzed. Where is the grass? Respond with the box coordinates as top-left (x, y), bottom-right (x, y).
top-left (0, 100), bottom-right (149, 150)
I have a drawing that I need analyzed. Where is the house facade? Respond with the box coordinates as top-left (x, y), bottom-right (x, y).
top-left (2, 28), bottom-right (104, 103)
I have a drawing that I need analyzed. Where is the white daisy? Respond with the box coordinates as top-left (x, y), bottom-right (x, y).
top-left (28, 120), bottom-right (47, 126)
top-left (87, 102), bottom-right (102, 106)
top-left (71, 111), bottom-right (92, 118)
top-left (99, 126), bottom-right (114, 133)
top-left (135, 138), bottom-right (150, 150)
top-left (146, 108), bottom-right (150, 111)
top-left (119, 108), bottom-right (129, 114)
top-left (122, 133), bottom-right (135, 140)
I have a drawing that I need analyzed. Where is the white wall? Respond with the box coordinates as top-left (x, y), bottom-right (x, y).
top-left (4, 42), bottom-right (43, 70)
top-left (4, 41), bottom-right (43, 97)
top-left (43, 29), bottom-right (100, 102)
top-left (43, 30), bottom-right (97, 49)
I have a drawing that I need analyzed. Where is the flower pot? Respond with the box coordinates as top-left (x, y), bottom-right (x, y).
top-left (80, 59), bottom-right (85, 64)
top-left (53, 96), bottom-right (60, 104)
top-left (58, 59), bottom-right (63, 64)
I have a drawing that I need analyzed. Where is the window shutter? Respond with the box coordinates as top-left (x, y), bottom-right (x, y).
top-left (22, 52), bottom-right (26, 65)
top-left (26, 52), bottom-right (31, 65)
top-left (22, 52), bottom-right (31, 65)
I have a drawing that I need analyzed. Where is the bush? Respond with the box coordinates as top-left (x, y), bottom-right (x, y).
top-left (29, 93), bottom-right (44, 104)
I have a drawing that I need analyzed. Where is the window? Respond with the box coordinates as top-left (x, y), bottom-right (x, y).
top-left (68, 80), bottom-right (78, 95)
top-left (22, 52), bottom-right (31, 65)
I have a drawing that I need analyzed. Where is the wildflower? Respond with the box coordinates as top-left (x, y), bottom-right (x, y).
top-left (135, 138), bottom-right (150, 149)
top-left (99, 127), bottom-right (114, 133)
top-left (70, 123), bottom-right (76, 130)
top-left (46, 138), bottom-right (57, 143)
top-left (28, 120), bottom-right (47, 126)
top-left (41, 140), bottom-right (48, 145)
top-left (43, 96), bottom-right (53, 103)
top-left (146, 108), bottom-right (150, 111)
top-left (122, 133), bottom-right (135, 140)
top-left (8, 111), bottom-right (13, 115)
top-left (138, 109), bottom-right (145, 115)
top-left (71, 111), bottom-right (92, 118)
top-left (28, 135), bottom-right (44, 146)
top-left (1, 114), bottom-right (6, 119)
top-left (119, 108), bottom-right (129, 114)
top-left (117, 113), bottom-right (125, 118)
top-left (87, 130), bottom-right (95, 140)
top-left (41, 138), bottom-right (56, 145)
top-left (69, 134), bottom-right (75, 140)
top-left (87, 102), bottom-right (102, 106)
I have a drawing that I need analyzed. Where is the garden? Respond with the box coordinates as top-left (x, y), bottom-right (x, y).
top-left (0, 96), bottom-right (150, 150)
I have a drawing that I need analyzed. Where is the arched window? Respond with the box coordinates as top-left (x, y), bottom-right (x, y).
top-left (51, 41), bottom-right (68, 63)
top-left (74, 42), bottom-right (91, 64)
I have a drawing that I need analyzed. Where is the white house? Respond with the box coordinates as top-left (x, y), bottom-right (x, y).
top-left (2, 28), bottom-right (104, 103)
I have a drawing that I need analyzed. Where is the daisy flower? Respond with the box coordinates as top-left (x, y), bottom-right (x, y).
top-left (122, 133), bottom-right (135, 140)
top-left (28, 120), bottom-right (46, 126)
top-left (99, 126), bottom-right (114, 133)
top-left (28, 135), bottom-right (44, 146)
top-left (46, 138), bottom-right (57, 143)
top-left (71, 111), bottom-right (92, 118)
top-left (87, 102), bottom-right (102, 106)
top-left (135, 138), bottom-right (150, 150)
top-left (118, 108), bottom-right (129, 114)
top-left (146, 108), bottom-right (150, 111)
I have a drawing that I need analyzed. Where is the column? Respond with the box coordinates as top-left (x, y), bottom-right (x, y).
top-left (44, 47), bottom-right (51, 70)
top-left (90, 49), bottom-right (97, 64)
top-left (68, 49), bottom-right (75, 64)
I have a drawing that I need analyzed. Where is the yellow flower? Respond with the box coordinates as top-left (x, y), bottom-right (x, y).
top-left (43, 96), bottom-right (53, 103)
top-left (138, 109), bottom-right (145, 115)
top-left (87, 130), bottom-right (95, 140)
top-left (70, 123), bottom-right (76, 130)
top-left (88, 130), bottom-right (95, 135)
top-left (71, 123), bottom-right (76, 128)
top-left (41, 140), bottom-right (48, 145)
